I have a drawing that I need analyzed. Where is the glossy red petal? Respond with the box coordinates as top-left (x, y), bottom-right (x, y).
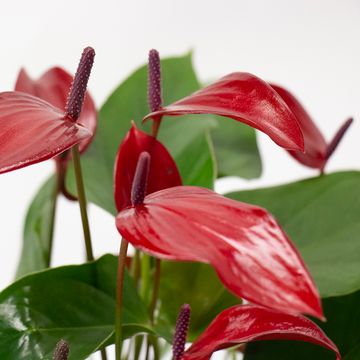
top-left (182, 305), bottom-right (340, 360)
top-left (270, 84), bottom-right (328, 169)
top-left (143, 73), bottom-right (304, 152)
top-left (0, 92), bottom-right (91, 174)
top-left (114, 123), bottom-right (182, 211)
top-left (15, 67), bottom-right (97, 156)
top-left (116, 186), bottom-right (322, 318)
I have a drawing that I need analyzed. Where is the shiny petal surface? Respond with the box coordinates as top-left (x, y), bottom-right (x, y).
top-left (182, 305), bottom-right (340, 360)
top-left (271, 85), bottom-right (352, 170)
top-left (0, 92), bottom-right (91, 174)
top-left (144, 73), bottom-right (304, 151)
top-left (270, 84), bottom-right (327, 169)
top-left (114, 123), bottom-right (182, 211)
top-left (116, 186), bottom-right (322, 318)
top-left (15, 67), bottom-right (97, 156)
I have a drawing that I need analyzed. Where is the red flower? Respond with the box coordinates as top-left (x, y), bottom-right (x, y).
top-left (113, 122), bottom-right (182, 211)
top-left (0, 47), bottom-right (95, 175)
top-left (116, 185), bottom-right (322, 318)
top-left (143, 72), bottom-right (305, 152)
top-left (15, 66), bottom-right (97, 161)
top-left (182, 304), bottom-right (340, 360)
top-left (270, 84), bottom-right (353, 171)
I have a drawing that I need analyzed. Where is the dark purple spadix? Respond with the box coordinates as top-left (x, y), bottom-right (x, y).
top-left (326, 117), bottom-right (353, 160)
top-left (131, 151), bottom-right (151, 206)
top-left (147, 49), bottom-right (162, 112)
top-left (65, 46), bottom-right (95, 121)
top-left (53, 339), bottom-right (69, 360)
top-left (173, 304), bottom-right (191, 360)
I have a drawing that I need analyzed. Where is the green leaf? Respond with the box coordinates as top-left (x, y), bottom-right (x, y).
top-left (157, 262), bottom-right (241, 341)
top-left (0, 255), bottom-right (150, 360)
top-left (211, 115), bottom-right (262, 179)
top-left (16, 176), bottom-right (57, 279)
top-left (66, 53), bottom-right (216, 215)
top-left (226, 171), bottom-right (360, 298)
top-left (244, 290), bottom-right (360, 360)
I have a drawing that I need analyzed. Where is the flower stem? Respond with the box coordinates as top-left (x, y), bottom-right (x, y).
top-left (115, 238), bottom-right (129, 360)
top-left (71, 145), bottom-right (94, 261)
top-left (149, 259), bottom-right (161, 323)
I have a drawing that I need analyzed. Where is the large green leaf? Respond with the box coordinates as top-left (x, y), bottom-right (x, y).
top-left (16, 176), bottom-right (57, 279)
top-left (157, 262), bottom-right (241, 341)
top-left (66, 54), bottom-right (216, 215)
top-left (0, 255), bottom-right (150, 360)
top-left (211, 115), bottom-right (261, 179)
top-left (227, 171), bottom-right (360, 298)
top-left (244, 290), bottom-right (360, 360)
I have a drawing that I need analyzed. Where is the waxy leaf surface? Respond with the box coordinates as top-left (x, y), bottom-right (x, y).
top-left (116, 186), bottom-right (322, 318)
top-left (183, 305), bottom-right (340, 360)
top-left (210, 116), bottom-right (261, 179)
top-left (0, 255), bottom-right (150, 360)
top-left (66, 54), bottom-right (216, 215)
top-left (271, 84), bottom-right (352, 170)
top-left (114, 123), bottom-right (181, 211)
top-left (245, 290), bottom-right (360, 360)
top-left (15, 67), bottom-right (97, 158)
top-left (16, 176), bottom-right (57, 278)
top-left (227, 171), bottom-right (360, 298)
top-left (0, 92), bottom-right (91, 174)
top-left (144, 72), bottom-right (304, 151)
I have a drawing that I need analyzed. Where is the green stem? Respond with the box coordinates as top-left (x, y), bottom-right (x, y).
top-left (46, 170), bottom-right (60, 267)
top-left (100, 348), bottom-right (108, 360)
top-left (115, 239), bottom-right (129, 360)
top-left (149, 259), bottom-right (161, 323)
top-left (71, 145), bottom-right (94, 261)
top-left (134, 336), bottom-right (143, 360)
top-left (141, 254), bottom-right (151, 300)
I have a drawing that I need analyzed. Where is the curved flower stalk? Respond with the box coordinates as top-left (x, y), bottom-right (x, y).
top-left (143, 72), bottom-right (305, 151)
top-left (116, 185), bottom-right (323, 319)
top-left (270, 84), bottom-right (353, 171)
top-left (113, 122), bottom-right (182, 211)
top-left (181, 304), bottom-right (340, 360)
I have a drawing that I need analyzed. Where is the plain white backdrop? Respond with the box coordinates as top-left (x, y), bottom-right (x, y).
top-left (0, 0), bottom-right (359, 359)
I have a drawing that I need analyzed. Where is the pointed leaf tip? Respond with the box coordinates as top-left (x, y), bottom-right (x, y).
top-left (65, 46), bottom-right (95, 121)
top-left (131, 151), bottom-right (151, 205)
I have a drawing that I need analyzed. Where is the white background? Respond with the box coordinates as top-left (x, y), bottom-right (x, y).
top-left (0, 0), bottom-right (359, 359)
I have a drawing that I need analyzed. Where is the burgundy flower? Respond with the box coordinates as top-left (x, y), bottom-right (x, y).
top-left (143, 72), bottom-right (305, 151)
top-left (270, 84), bottom-right (353, 171)
top-left (113, 122), bottom-right (182, 211)
top-left (182, 304), bottom-right (340, 360)
top-left (0, 47), bottom-right (95, 175)
top-left (116, 183), bottom-right (323, 318)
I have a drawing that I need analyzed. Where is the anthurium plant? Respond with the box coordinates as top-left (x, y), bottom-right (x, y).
top-left (0, 46), bottom-right (356, 360)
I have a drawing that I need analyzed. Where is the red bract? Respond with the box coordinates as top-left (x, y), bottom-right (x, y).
top-left (182, 305), bottom-right (340, 360)
top-left (15, 66), bottom-right (97, 159)
top-left (0, 92), bottom-right (91, 174)
top-left (116, 186), bottom-right (322, 318)
top-left (114, 123), bottom-right (182, 211)
top-left (143, 73), bottom-right (304, 151)
top-left (270, 84), bottom-right (353, 170)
